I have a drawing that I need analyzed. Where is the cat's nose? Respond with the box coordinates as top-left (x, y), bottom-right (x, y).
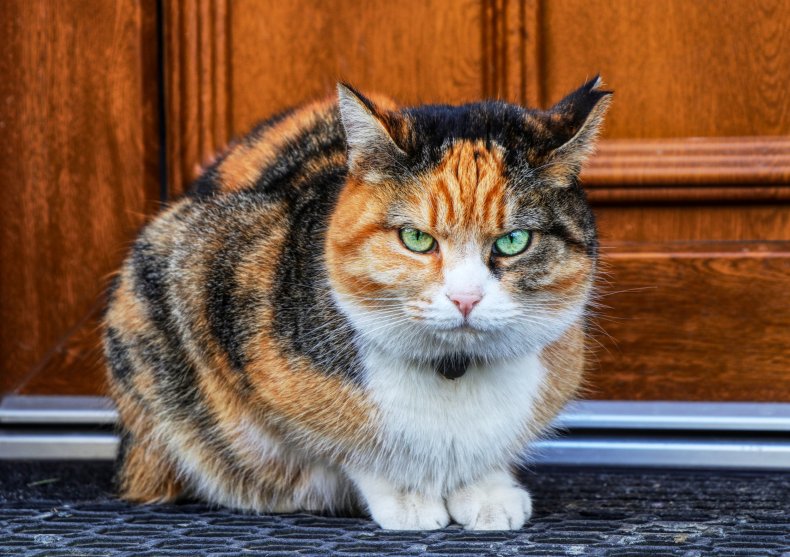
top-left (448, 292), bottom-right (483, 318)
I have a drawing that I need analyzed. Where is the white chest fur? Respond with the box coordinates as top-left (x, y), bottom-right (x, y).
top-left (359, 349), bottom-right (546, 495)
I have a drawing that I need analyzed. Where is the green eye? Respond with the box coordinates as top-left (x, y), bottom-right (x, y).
top-left (493, 229), bottom-right (531, 256)
top-left (399, 228), bottom-right (436, 253)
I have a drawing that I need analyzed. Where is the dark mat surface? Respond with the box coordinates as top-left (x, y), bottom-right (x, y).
top-left (0, 461), bottom-right (788, 556)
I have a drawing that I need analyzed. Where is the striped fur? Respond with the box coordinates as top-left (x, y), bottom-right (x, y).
top-left (104, 78), bottom-right (611, 529)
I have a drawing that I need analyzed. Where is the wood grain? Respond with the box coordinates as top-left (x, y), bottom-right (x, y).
top-left (595, 206), bottom-right (790, 243)
top-left (0, 0), bottom-right (160, 395)
top-left (523, 0), bottom-right (542, 108)
top-left (164, 0), bottom-right (231, 196)
top-left (589, 243), bottom-right (790, 401)
top-left (590, 187), bottom-right (790, 205)
top-left (539, 0), bottom-right (790, 138)
top-left (482, 0), bottom-right (530, 103)
top-left (18, 304), bottom-right (108, 396)
top-left (230, 0), bottom-right (486, 135)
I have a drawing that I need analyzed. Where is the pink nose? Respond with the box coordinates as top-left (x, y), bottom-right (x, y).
top-left (448, 292), bottom-right (483, 318)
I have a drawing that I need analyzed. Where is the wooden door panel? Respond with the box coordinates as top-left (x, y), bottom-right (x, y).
top-left (591, 243), bottom-right (790, 401)
top-left (596, 206), bottom-right (790, 243)
top-left (231, 0), bottom-right (486, 123)
top-left (539, 0), bottom-right (790, 138)
top-left (0, 0), bottom-right (160, 395)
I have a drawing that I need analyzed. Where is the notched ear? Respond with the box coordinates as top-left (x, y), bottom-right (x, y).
top-left (337, 83), bottom-right (407, 181)
top-left (542, 75), bottom-right (612, 185)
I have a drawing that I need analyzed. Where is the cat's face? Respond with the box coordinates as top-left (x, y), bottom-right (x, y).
top-left (327, 80), bottom-right (610, 363)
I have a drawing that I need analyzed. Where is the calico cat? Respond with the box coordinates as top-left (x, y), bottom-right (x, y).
top-left (103, 77), bottom-right (611, 530)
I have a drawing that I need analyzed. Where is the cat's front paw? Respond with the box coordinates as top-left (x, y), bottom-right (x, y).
top-left (348, 470), bottom-right (449, 530)
top-left (447, 471), bottom-right (532, 530)
top-left (369, 491), bottom-right (450, 530)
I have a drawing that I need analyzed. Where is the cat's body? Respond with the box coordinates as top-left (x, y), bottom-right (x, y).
top-left (104, 79), bottom-right (610, 530)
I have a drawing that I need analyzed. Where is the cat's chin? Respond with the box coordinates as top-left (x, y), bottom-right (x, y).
top-left (430, 321), bottom-right (509, 339)
top-left (436, 323), bottom-right (481, 334)
top-left (367, 326), bottom-right (540, 365)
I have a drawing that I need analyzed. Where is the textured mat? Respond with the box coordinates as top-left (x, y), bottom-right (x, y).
top-left (0, 461), bottom-right (788, 556)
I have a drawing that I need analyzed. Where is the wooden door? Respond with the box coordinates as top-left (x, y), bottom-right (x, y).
top-left (0, 0), bottom-right (161, 395)
top-left (3, 0), bottom-right (789, 402)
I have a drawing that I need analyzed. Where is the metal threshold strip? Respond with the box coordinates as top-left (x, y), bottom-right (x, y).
top-left (2, 396), bottom-right (790, 469)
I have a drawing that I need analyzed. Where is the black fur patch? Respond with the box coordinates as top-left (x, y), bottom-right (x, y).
top-left (189, 164), bottom-right (223, 199)
top-left (105, 326), bottom-right (134, 384)
top-left (270, 173), bottom-right (365, 381)
top-left (202, 201), bottom-right (264, 372)
top-left (250, 116), bottom-right (346, 199)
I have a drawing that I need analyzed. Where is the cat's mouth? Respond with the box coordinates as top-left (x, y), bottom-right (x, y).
top-left (433, 320), bottom-right (493, 335)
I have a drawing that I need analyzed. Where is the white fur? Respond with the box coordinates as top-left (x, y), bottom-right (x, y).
top-left (235, 416), bottom-right (284, 463)
top-left (447, 470), bottom-right (532, 530)
top-left (353, 349), bottom-right (544, 491)
top-left (347, 469), bottom-right (450, 530)
top-left (334, 248), bottom-right (584, 529)
top-left (344, 349), bottom-right (545, 529)
top-left (232, 418), bottom-right (353, 511)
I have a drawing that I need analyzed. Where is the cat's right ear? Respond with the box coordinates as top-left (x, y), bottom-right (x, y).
top-left (337, 83), bottom-right (407, 181)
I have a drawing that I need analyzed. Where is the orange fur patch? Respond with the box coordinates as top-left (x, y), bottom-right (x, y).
top-left (534, 322), bottom-right (586, 431)
top-left (217, 98), bottom-right (335, 192)
top-left (120, 437), bottom-right (183, 503)
top-left (426, 141), bottom-right (509, 234)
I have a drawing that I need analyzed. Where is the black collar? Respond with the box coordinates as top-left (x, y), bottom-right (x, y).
top-left (434, 354), bottom-right (472, 380)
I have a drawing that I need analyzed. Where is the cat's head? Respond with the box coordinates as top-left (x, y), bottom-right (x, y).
top-left (326, 78), bottom-right (611, 365)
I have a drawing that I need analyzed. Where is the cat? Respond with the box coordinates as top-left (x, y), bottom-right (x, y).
top-left (103, 76), bottom-right (611, 530)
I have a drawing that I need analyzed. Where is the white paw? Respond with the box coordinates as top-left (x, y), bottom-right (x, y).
top-left (368, 491), bottom-right (450, 530)
top-left (346, 470), bottom-right (450, 530)
top-left (447, 472), bottom-right (533, 530)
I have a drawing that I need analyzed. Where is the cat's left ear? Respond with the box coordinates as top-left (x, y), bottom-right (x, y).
top-left (337, 83), bottom-right (408, 181)
top-left (540, 76), bottom-right (612, 184)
